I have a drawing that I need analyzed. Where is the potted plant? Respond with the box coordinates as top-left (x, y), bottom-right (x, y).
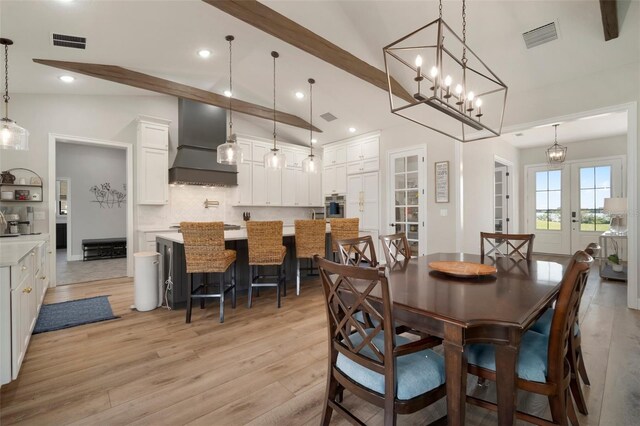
top-left (608, 239), bottom-right (624, 272)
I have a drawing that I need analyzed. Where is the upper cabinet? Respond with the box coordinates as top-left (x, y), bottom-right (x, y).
top-left (136, 116), bottom-right (171, 205)
top-left (323, 132), bottom-right (380, 192)
top-left (324, 145), bottom-right (347, 166)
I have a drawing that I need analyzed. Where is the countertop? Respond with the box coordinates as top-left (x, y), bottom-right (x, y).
top-left (156, 224), bottom-right (332, 244)
top-left (0, 240), bottom-right (46, 267)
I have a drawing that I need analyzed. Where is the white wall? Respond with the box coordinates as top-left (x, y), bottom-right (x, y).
top-left (56, 142), bottom-right (127, 258)
top-left (461, 138), bottom-right (520, 254)
top-left (379, 122), bottom-right (459, 254)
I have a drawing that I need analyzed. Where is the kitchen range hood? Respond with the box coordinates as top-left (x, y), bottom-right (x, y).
top-left (169, 99), bottom-right (237, 186)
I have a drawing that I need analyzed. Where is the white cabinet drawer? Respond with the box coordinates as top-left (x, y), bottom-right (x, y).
top-left (11, 254), bottom-right (32, 291)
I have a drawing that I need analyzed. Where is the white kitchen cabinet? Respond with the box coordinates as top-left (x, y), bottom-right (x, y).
top-left (252, 163), bottom-right (281, 206)
top-left (335, 165), bottom-right (347, 194)
top-left (136, 116), bottom-right (170, 205)
top-left (282, 167), bottom-right (297, 206)
top-left (295, 170), bottom-right (310, 206)
top-left (308, 172), bottom-right (323, 206)
top-left (235, 161), bottom-right (252, 206)
top-left (252, 142), bottom-right (270, 163)
top-left (238, 140), bottom-right (252, 162)
top-left (347, 137), bottom-right (379, 163)
top-left (324, 145), bottom-right (346, 166)
top-left (347, 158), bottom-right (378, 175)
top-left (138, 147), bottom-right (169, 205)
top-left (323, 165), bottom-right (347, 195)
top-left (346, 172), bottom-right (379, 232)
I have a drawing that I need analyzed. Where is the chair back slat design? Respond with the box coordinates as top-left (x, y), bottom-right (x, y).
top-left (330, 218), bottom-right (359, 252)
top-left (379, 233), bottom-right (412, 266)
top-left (480, 232), bottom-right (535, 261)
top-left (546, 251), bottom-right (592, 381)
top-left (180, 222), bottom-right (228, 273)
top-left (294, 219), bottom-right (326, 259)
top-left (336, 236), bottom-right (378, 267)
top-left (316, 256), bottom-right (395, 376)
top-left (246, 221), bottom-right (284, 264)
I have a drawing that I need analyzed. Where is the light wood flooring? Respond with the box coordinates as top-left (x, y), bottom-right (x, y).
top-left (0, 262), bottom-right (638, 425)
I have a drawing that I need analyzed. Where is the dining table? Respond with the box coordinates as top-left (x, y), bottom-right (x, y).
top-left (374, 253), bottom-right (568, 425)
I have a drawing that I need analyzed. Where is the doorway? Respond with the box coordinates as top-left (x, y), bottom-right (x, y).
top-left (387, 147), bottom-right (427, 256)
top-left (48, 134), bottom-right (134, 287)
top-left (494, 159), bottom-right (513, 234)
top-left (526, 156), bottom-right (624, 254)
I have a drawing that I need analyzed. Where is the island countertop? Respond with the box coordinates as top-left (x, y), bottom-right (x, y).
top-left (0, 240), bottom-right (45, 267)
top-left (155, 224), bottom-right (332, 244)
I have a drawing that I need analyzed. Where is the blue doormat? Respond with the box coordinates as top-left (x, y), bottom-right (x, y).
top-left (33, 296), bottom-right (119, 334)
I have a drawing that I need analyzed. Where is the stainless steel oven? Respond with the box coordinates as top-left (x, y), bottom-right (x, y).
top-left (325, 195), bottom-right (345, 219)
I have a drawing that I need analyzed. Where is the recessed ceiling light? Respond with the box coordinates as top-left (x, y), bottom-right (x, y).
top-left (578, 113), bottom-right (612, 121)
top-left (515, 132), bottom-right (524, 137)
top-left (311, 138), bottom-right (317, 144)
top-left (223, 90), bottom-right (232, 97)
top-left (59, 75), bottom-right (75, 83)
top-left (295, 91), bottom-right (305, 99)
top-left (198, 49), bottom-right (211, 58)
top-left (348, 127), bottom-right (356, 133)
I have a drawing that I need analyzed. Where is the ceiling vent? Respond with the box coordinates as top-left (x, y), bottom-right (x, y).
top-left (522, 22), bottom-right (558, 49)
top-left (320, 112), bottom-right (338, 122)
top-left (52, 33), bottom-right (86, 49)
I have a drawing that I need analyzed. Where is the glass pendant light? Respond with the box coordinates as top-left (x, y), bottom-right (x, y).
top-left (217, 35), bottom-right (243, 165)
top-left (0, 38), bottom-right (29, 151)
top-left (545, 124), bottom-right (567, 164)
top-left (264, 51), bottom-right (286, 169)
top-left (302, 78), bottom-right (321, 173)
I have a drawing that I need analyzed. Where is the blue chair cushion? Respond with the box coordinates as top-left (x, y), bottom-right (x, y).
top-left (466, 330), bottom-right (549, 383)
top-left (530, 308), bottom-right (580, 337)
top-left (335, 328), bottom-right (445, 400)
top-left (353, 311), bottom-right (380, 327)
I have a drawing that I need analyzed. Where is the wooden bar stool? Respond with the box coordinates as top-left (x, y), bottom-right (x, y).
top-left (247, 221), bottom-right (287, 308)
top-left (329, 218), bottom-right (359, 262)
top-left (294, 219), bottom-right (326, 296)
top-left (181, 222), bottom-right (237, 324)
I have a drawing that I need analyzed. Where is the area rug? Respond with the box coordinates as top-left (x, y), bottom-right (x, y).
top-left (33, 296), bottom-right (119, 334)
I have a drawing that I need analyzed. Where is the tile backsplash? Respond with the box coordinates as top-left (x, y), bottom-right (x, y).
top-left (137, 185), bottom-right (317, 228)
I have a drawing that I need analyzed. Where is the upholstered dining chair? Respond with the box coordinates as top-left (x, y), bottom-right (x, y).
top-left (379, 233), bottom-right (412, 267)
top-left (466, 250), bottom-right (593, 426)
top-left (480, 232), bottom-right (535, 261)
top-left (335, 235), bottom-right (378, 268)
top-left (314, 256), bottom-right (446, 426)
top-left (529, 242), bottom-right (599, 415)
top-left (180, 222), bottom-right (237, 323)
top-left (330, 218), bottom-right (359, 261)
top-left (246, 221), bottom-right (287, 308)
top-left (294, 219), bottom-right (326, 296)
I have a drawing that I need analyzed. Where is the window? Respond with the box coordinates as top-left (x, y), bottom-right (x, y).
top-left (394, 155), bottom-right (420, 255)
top-left (579, 166), bottom-right (611, 232)
top-left (535, 170), bottom-right (561, 230)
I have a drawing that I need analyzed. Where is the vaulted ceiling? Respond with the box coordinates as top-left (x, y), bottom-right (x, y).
top-left (1, 0), bottom-right (638, 145)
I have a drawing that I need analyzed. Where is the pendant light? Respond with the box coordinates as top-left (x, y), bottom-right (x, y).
top-left (0, 38), bottom-right (29, 151)
top-left (302, 78), bottom-right (321, 173)
top-left (546, 124), bottom-right (567, 164)
top-left (217, 35), bottom-right (243, 165)
top-left (264, 51), bottom-right (286, 169)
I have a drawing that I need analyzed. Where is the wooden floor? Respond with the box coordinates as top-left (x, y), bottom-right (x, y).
top-left (1, 261), bottom-right (638, 425)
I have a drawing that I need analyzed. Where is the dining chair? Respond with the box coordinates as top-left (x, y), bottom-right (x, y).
top-left (181, 222), bottom-right (237, 323)
top-left (480, 232), bottom-right (535, 261)
top-left (294, 219), bottom-right (326, 296)
top-left (246, 221), bottom-right (287, 308)
top-left (336, 235), bottom-right (378, 268)
top-left (466, 250), bottom-right (593, 426)
top-left (314, 255), bottom-right (446, 426)
top-left (379, 232), bottom-right (412, 267)
top-left (529, 242), bottom-right (599, 415)
top-left (330, 218), bottom-right (359, 261)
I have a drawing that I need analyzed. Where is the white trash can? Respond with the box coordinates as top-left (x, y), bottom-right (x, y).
top-left (134, 251), bottom-right (160, 312)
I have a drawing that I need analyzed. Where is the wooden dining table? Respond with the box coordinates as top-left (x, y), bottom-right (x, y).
top-left (371, 253), bottom-right (568, 425)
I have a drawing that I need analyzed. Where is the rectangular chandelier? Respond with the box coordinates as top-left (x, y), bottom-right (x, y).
top-left (383, 17), bottom-right (507, 143)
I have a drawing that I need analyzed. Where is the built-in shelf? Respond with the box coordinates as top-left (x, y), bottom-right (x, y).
top-left (0, 199), bottom-right (43, 203)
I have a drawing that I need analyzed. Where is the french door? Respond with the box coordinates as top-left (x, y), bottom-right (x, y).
top-left (526, 158), bottom-right (623, 254)
top-left (387, 148), bottom-right (426, 256)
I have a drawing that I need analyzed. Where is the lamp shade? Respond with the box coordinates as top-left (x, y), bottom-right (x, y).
top-left (603, 197), bottom-right (627, 215)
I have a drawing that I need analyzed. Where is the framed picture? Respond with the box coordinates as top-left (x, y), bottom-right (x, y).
top-left (435, 161), bottom-right (449, 203)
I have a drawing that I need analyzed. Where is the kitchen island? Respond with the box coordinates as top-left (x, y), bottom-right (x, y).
top-left (155, 225), bottom-right (333, 309)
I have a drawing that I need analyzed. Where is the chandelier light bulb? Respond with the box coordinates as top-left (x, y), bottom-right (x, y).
top-left (1, 127), bottom-right (10, 144)
top-left (444, 75), bottom-right (452, 86)
top-left (415, 55), bottom-right (423, 67)
top-left (467, 91), bottom-right (475, 101)
top-left (430, 66), bottom-right (438, 78)
top-left (475, 98), bottom-right (482, 107)
top-left (455, 84), bottom-right (463, 95)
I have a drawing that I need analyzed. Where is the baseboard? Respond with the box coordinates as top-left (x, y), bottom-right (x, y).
top-left (68, 255), bottom-right (83, 262)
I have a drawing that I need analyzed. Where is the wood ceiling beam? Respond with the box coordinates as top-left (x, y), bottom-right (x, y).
top-left (599, 0), bottom-right (619, 41)
top-left (32, 59), bottom-right (322, 132)
top-left (204, 0), bottom-right (415, 104)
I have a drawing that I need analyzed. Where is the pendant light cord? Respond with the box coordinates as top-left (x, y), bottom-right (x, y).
top-left (3, 43), bottom-right (9, 119)
top-left (462, 0), bottom-right (467, 66)
top-left (228, 37), bottom-right (233, 137)
top-left (272, 52), bottom-right (277, 150)
top-left (439, 0), bottom-right (442, 19)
